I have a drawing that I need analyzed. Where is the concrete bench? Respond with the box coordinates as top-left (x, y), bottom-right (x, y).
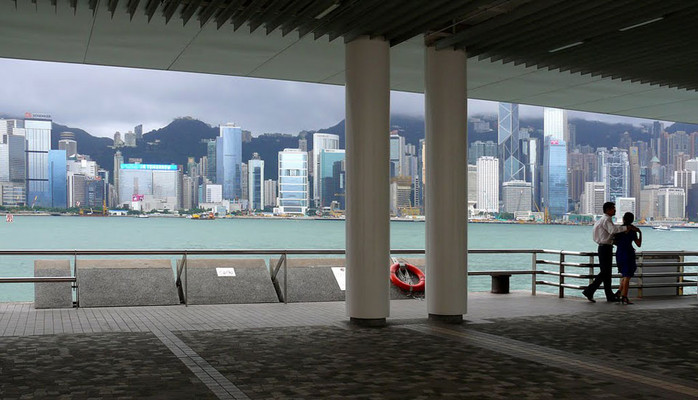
top-left (270, 258), bottom-right (346, 303)
top-left (34, 260), bottom-right (73, 309)
top-left (179, 258), bottom-right (278, 304)
top-left (77, 259), bottom-right (178, 307)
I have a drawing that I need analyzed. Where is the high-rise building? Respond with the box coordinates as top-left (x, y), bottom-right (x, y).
top-left (67, 173), bottom-right (86, 207)
top-left (389, 132), bottom-right (406, 178)
top-left (390, 176), bottom-right (413, 216)
top-left (0, 135), bottom-right (27, 206)
top-left (240, 163), bottom-right (248, 201)
top-left (278, 148), bottom-right (308, 215)
top-left (668, 131), bottom-right (690, 167)
top-left (123, 131), bottom-right (137, 147)
top-left (498, 103), bottom-right (524, 182)
top-left (206, 140), bottom-right (216, 182)
top-left (658, 187), bottom-right (686, 220)
top-left (520, 137), bottom-right (540, 208)
top-left (134, 124), bottom-right (143, 141)
top-left (502, 180), bottom-right (532, 213)
top-left (629, 146), bottom-right (641, 206)
top-left (201, 183), bottom-right (223, 203)
top-left (580, 182), bottom-right (605, 215)
top-left (542, 137), bottom-right (568, 216)
top-left (113, 131), bottom-right (123, 147)
top-left (468, 140), bottom-right (497, 164)
top-left (467, 164), bottom-right (477, 210)
top-left (48, 150), bottom-right (67, 208)
top-left (118, 163), bottom-right (181, 209)
top-left (216, 124), bottom-right (243, 200)
top-left (263, 179), bottom-right (277, 208)
top-left (674, 169), bottom-right (695, 195)
top-left (58, 132), bottom-right (77, 158)
top-left (24, 114), bottom-right (52, 207)
top-left (616, 197), bottom-right (636, 219)
top-left (598, 148), bottom-right (629, 203)
top-left (182, 175), bottom-right (195, 210)
top-left (476, 156), bottom-right (499, 213)
top-left (311, 133), bottom-right (339, 207)
top-left (248, 153), bottom-right (264, 211)
top-left (543, 108), bottom-right (568, 142)
top-left (318, 149), bottom-right (345, 208)
top-left (113, 151), bottom-right (123, 201)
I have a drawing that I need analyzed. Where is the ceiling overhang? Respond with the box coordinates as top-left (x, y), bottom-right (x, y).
top-left (1, 0), bottom-right (696, 123)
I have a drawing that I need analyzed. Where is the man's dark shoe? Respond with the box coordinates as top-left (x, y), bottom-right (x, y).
top-left (607, 297), bottom-right (620, 303)
top-left (582, 290), bottom-right (596, 303)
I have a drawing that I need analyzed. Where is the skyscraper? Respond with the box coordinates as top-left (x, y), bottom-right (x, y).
top-left (248, 153), bottom-right (264, 211)
top-left (629, 146), bottom-right (641, 207)
top-left (543, 108), bottom-right (568, 142)
top-left (58, 132), bottom-right (77, 158)
top-left (48, 149), bottom-right (67, 208)
top-left (24, 114), bottom-right (52, 207)
top-left (389, 132), bottom-right (405, 177)
top-left (543, 137), bottom-right (568, 216)
top-left (599, 148), bottom-right (629, 203)
top-left (134, 124), bottom-right (143, 141)
top-left (476, 156), bottom-right (499, 213)
top-left (498, 103), bottom-right (524, 182)
top-left (312, 133), bottom-right (339, 207)
top-left (278, 148), bottom-right (308, 215)
top-left (216, 123), bottom-right (243, 200)
top-left (113, 151), bottom-right (123, 201)
top-left (502, 180), bottom-right (532, 213)
top-left (318, 149), bottom-right (345, 208)
top-left (206, 140), bottom-right (216, 182)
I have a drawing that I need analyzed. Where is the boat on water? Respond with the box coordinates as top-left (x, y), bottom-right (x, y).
top-left (652, 225), bottom-right (671, 231)
top-left (191, 212), bottom-right (216, 220)
top-left (137, 214), bottom-right (150, 218)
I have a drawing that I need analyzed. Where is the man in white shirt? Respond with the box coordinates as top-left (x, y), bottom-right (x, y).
top-left (583, 202), bottom-right (638, 302)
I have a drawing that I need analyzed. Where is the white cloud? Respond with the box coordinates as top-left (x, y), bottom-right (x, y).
top-left (0, 57), bottom-right (672, 138)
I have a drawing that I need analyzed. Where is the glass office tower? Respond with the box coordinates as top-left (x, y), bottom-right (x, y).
top-left (278, 148), bottom-right (308, 215)
top-left (319, 149), bottom-right (345, 208)
top-left (216, 124), bottom-right (242, 200)
top-left (498, 103), bottom-right (524, 182)
top-left (543, 137), bottom-right (568, 216)
top-left (48, 149), bottom-right (67, 208)
top-left (248, 154), bottom-right (264, 211)
top-left (24, 117), bottom-right (52, 207)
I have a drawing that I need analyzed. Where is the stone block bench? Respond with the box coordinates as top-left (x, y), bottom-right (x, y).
top-left (179, 258), bottom-right (278, 305)
top-left (34, 260), bottom-right (73, 309)
top-left (77, 259), bottom-right (178, 307)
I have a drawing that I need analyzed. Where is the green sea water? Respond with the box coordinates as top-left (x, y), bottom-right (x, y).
top-left (1, 216), bottom-right (696, 302)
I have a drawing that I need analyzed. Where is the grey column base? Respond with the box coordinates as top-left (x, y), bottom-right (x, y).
top-left (349, 317), bottom-right (386, 327)
top-left (428, 314), bottom-right (464, 324)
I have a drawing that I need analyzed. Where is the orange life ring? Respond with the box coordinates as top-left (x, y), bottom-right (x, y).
top-left (390, 262), bottom-right (425, 292)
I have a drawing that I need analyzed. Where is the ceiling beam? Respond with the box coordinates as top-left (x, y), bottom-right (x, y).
top-left (215, 0), bottom-right (247, 29)
top-left (198, 0), bottom-right (225, 27)
top-left (126, 0), bottom-right (140, 20)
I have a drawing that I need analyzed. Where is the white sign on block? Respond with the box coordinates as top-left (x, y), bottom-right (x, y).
top-left (216, 268), bottom-right (236, 277)
top-left (331, 267), bottom-right (346, 291)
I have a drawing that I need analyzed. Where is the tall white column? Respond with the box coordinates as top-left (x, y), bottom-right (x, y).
top-left (425, 45), bottom-right (468, 322)
top-left (345, 37), bottom-right (390, 325)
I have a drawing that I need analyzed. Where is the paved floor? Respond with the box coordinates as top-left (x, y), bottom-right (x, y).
top-left (0, 292), bottom-right (696, 399)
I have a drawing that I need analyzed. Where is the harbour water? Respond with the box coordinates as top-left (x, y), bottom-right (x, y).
top-left (1, 216), bottom-right (696, 302)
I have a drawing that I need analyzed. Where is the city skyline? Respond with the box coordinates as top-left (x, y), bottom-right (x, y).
top-left (0, 57), bottom-right (673, 139)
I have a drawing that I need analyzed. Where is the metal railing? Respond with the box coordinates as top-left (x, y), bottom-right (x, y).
top-left (0, 248), bottom-right (696, 305)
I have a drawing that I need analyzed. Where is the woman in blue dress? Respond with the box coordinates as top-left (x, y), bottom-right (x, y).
top-left (615, 212), bottom-right (642, 304)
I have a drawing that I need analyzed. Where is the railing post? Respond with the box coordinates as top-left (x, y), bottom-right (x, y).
top-left (678, 254), bottom-right (684, 296)
top-left (559, 252), bottom-right (565, 298)
top-left (283, 251), bottom-right (288, 304)
top-left (183, 251), bottom-right (188, 307)
top-left (588, 254), bottom-right (594, 289)
top-left (74, 250), bottom-right (79, 307)
top-left (531, 252), bottom-right (537, 296)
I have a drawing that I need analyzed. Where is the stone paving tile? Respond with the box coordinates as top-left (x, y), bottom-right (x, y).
top-left (176, 325), bottom-right (658, 399)
top-left (467, 307), bottom-right (698, 384)
top-left (0, 332), bottom-right (217, 399)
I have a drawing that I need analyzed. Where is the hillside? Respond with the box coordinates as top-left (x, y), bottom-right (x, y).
top-left (44, 115), bottom-right (698, 183)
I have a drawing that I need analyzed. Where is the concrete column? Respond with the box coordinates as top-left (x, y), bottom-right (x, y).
top-left (345, 37), bottom-right (390, 325)
top-left (425, 45), bottom-right (468, 322)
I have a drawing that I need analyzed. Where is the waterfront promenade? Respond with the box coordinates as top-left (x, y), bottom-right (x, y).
top-left (1, 292), bottom-right (696, 399)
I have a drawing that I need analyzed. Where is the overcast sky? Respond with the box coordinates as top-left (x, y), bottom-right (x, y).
top-left (0, 57), bottom-right (661, 138)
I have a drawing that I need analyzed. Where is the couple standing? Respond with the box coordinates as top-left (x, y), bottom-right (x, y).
top-left (583, 201), bottom-right (642, 304)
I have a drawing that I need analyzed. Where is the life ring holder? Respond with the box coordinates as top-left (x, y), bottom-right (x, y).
top-left (390, 262), bottom-right (425, 292)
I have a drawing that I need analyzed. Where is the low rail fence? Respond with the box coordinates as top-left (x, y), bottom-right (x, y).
top-left (0, 248), bottom-right (696, 306)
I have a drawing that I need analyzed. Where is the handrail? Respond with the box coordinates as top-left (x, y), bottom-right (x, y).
top-left (1, 247), bottom-right (696, 304)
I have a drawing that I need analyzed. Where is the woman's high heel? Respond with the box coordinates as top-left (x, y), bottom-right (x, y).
top-left (621, 296), bottom-right (633, 305)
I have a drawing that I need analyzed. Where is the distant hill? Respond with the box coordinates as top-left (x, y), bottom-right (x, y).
top-left (44, 114), bottom-right (698, 184)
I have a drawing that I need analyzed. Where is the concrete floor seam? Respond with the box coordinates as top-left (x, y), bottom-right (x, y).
top-left (405, 325), bottom-right (698, 399)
